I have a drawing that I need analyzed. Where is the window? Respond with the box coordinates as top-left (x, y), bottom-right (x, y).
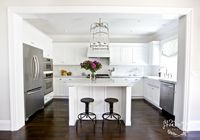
top-left (160, 38), bottom-right (178, 79)
top-left (162, 39), bottom-right (178, 57)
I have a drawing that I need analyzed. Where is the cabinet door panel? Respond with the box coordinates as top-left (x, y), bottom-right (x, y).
top-left (121, 47), bottom-right (132, 64)
top-left (132, 79), bottom-right (143, 97)
top-left (154, 88), bottom-right (160, 106)
top-left (148, 41), bottom-right (160, 65)
top-left (73, 47), bottom-right (87, 64)
top-left (133, 46), bottom-right (148, 65)
top-left (110, 47), bottom-right (121, 65)
top-left (53, 46), bottom-right (65, 65)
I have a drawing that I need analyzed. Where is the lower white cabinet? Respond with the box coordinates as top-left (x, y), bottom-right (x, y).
top-left (143, 78), bottom-right (160, 107)
top-left (54, 78), bottom-right (69, 98)
top-left (131, 78), bottom-right (144, 98)
top-left (44, 92), bottom-right (54, 104)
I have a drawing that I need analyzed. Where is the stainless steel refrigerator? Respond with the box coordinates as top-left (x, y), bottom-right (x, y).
top-left (23, 43), bottom-right (44, 121)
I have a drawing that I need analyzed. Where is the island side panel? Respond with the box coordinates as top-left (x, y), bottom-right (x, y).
top-left (92, 87), bottom-right (106, 119)
top-left (106, 87), bottom-right (122, 115)
top-left (68, 87), bottom-right (77, 126)
top-left (125, 86), bottom-right (132, 126)
top-left (77, 87), bottom-right (91, 115)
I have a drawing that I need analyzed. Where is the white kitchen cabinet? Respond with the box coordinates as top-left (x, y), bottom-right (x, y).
top-left (54, 78), bottom-right (68, 98)
top-left (148, 41), bottom-right (160, 65)
top-left (22, 20), bottom-right (53, 58)
top-left (44, 92), bottom-right (54, 104)
top-left (133, 46), bottom-right (148, 65)
top-left (43, 42), bottom-right (53, 58)
top-left (53, 43), bottom-right (88, 65)
top-left (143, 78), bottom-right (160, 107)
top-left (53, 45), bottom-right (67, 65)
top-left (131, 78), bottom-right (144, 98)
top-left (109, 43), bottom-right (148, 65)
top-left (110, 47), bottom-right (121, 65)
top-left (121, 47), bottom-right (133, 64)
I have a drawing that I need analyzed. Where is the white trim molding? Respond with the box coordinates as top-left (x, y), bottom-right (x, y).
top-left (0, 120), bottom-right (11, 131)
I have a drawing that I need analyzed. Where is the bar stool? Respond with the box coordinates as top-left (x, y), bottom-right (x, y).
top-left (76, 98), bottom-right (96, 132)
top-left (102, 98), bottom-right (121, 129)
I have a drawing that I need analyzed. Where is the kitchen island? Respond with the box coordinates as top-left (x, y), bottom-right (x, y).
top-left (66, 78), bottom-right (134, 126)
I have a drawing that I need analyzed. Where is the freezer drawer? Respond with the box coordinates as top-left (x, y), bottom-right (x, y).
top-left (160, 82), bottom-right (175, 115)
top-left (25, 87), bottom-right (44, 120)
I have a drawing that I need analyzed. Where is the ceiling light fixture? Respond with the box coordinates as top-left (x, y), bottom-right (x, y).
top-left (90, 18), bottom-right (109, 49)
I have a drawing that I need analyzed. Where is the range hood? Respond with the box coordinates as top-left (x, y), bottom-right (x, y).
top-left (87, 47), bottom-right (110, 58)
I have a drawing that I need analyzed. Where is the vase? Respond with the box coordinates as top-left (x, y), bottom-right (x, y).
top-left (90, 72), bottom-right (96, 81)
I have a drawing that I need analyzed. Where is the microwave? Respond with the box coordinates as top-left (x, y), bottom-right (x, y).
top-left (43, 58), bottom-right (53, 71)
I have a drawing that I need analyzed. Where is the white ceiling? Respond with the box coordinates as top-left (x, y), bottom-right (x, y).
top-left (23, 13), bottom-right (178, 36)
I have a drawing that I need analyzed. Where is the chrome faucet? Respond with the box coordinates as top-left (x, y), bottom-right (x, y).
top-left (159, 67), bottom-right (168, 77)
top-left (159, 67), bottom-right (173, 79)
top-left (108, 67), bottom-right (115, 76)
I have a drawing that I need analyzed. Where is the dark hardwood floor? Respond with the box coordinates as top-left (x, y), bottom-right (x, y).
top-left (0, 99), bottom-right (200, 140)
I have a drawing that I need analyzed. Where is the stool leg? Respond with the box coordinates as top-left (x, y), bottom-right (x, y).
top-left (110, 103), bottom-right (114, 114)
top-left (85, 103), bottom-right (89, 115)
top-left (76, 120), bottom-right (78, 134)
top-left (102, 114), bottom-right (104, 132)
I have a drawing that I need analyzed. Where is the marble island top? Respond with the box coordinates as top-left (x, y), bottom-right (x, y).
top-left (65, 78), bottom-right (135, 87)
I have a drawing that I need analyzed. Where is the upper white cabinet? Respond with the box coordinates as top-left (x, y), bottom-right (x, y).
top-left (22, 20), bottom-right (53, 58)
top-left (109, 47), bottom-right (121, 65)
top-left (121, 47), bottom-right (133, 64)
top-left (148, 41), bottom-right (160, 65)
top-left (109, 43), bottom-right (148, 65)
top-left (133, 46), bottom-right (148, 65)
top-left (53, 44), bottom-right (66, 65)
top-left (53, 43), bottom-right (88, 65)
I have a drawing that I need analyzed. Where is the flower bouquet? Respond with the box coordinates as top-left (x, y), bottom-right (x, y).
top-left (80, 60), bottom-right (102, 80)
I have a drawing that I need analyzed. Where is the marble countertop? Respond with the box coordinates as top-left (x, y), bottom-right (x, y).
top-left (54, 75), bottom-right (176, 84)
top-left (144, 76), bottom-right (177, 84)
top-left (65, 78), bottom-right (135, 87)
top-left (54, 75), bottom-right (143, 78)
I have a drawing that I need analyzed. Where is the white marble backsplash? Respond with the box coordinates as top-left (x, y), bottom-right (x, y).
top-left (53, 63), bottom-right (159, 77)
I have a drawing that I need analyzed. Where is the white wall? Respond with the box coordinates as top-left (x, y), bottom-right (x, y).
top-left (0, 0), bottom-right (200, 131)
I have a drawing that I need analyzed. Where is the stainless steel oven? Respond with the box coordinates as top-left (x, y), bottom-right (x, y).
top-left (43, 58), bottom-right (53, 71)
top-left (43, 72), bottom-right (53, 95)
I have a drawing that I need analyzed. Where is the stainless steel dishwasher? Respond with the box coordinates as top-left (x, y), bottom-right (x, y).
top-left (160, 81), bottom-right (175, 115)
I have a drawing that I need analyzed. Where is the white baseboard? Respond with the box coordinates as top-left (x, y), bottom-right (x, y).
top-left (0, 120), bottom-right (11, 131)
top-left (131, 96), bottom-right (144, 99)
top-left (175, 121), bottom-right (184, 130)
top-left (187, 121), bottom-right (200, 131)
top-left (53, 96), bottom-right (68, 99)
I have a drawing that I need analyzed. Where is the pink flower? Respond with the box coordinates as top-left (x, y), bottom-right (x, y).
top-left (91, 62), bottom-right (96, 69)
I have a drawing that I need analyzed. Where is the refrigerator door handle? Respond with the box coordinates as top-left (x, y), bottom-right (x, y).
top-left (26, 87), bottom-right (42, 95)
top-left (33, 55), bottom-right (39, 80)
top-left (32, 56), bottom-right (37, 80)
top-left (35, 56), bottom-right (39, 80)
